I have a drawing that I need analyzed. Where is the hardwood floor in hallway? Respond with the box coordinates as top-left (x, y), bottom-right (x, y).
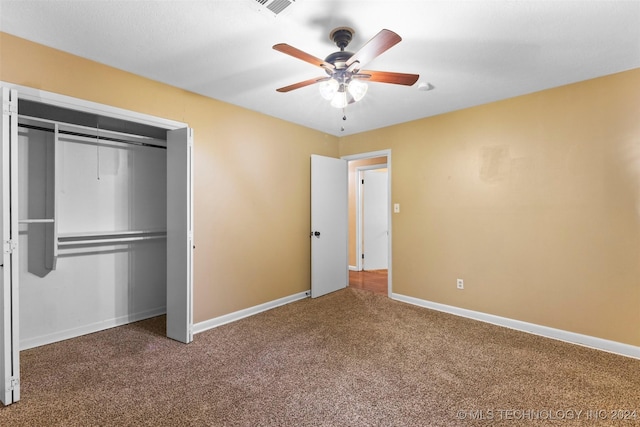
top-left (348, 270), bottom-right (388, 295)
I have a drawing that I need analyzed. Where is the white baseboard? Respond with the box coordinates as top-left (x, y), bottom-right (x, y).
top-left (193, 291), bottom-right (310, 334)
top-left (392, 293), bottom-right (640, 360)
top-left (349, 265), bottom-right (358, 271)
top-left (20, 306), bottom-right (167, 351)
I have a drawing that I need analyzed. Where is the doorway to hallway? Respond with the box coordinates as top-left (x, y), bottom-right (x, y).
top-left (343, 150), bottom-right (391, 297)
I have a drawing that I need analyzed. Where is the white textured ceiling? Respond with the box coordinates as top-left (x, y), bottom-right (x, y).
top-left (1, 0), bottom-right (639, 136)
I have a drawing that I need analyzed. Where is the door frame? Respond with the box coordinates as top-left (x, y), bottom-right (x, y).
top-left (2, 82), bottom-right (186, 130)
top-left (342, 150), bottom-right (392, 296)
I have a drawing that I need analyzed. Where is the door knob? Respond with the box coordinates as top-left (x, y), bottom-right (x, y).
top-left (310, 231), bottom-right (321, 238)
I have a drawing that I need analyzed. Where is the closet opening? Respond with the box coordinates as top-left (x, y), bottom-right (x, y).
top-left (17, 108), bottom-right (169, 350)
top-left (1, 84), bottom-right (193, 405)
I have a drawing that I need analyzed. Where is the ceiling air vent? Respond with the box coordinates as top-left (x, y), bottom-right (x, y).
top-left (251, 0), bottom-right (295, 16)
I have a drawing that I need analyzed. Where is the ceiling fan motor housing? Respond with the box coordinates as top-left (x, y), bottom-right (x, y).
top-left (329, 27), bottom-right (355, 50)
top-left (324, 51), bottom-right (354, 70)
top-left (326, 27), bottom-right (356, 74)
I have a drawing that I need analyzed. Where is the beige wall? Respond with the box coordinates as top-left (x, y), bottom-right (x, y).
top-left (0, 33), bottom-right (339, 323)
top-left (2, 32), bottom-right (638, 348)
top-left (340, 69), bottom-right (640, 347)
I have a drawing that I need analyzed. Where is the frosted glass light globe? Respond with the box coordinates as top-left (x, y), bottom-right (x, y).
top-left (318, 79), bottom-right (339, 100)
top-left (347, 79), bottom-right (368, 102)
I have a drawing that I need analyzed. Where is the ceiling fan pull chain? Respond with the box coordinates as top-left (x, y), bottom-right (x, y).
top-left (340, 108), bottom-right (347, 132)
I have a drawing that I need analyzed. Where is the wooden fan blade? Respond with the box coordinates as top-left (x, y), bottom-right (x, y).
top-left (276, 77), bottom-right (330, 93)
top-left (356, 70), bottom-right (419, 86)
top-left (345, 29), bottom-right (402, 71)
top-left (273, 44), bottom-right (335, 70)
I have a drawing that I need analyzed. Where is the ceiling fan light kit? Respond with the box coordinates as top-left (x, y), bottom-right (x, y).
top-left (318, 77), bottom-right (368, 108)
top-left (273, 27), bottom-right (419, 109)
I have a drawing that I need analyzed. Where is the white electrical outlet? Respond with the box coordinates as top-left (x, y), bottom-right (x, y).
top-left (456, 279), bottom-right (464, 289)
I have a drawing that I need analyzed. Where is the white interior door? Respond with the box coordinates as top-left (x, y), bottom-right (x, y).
top-left (166, 127), bottom-right (193, 343)
top-left (0, 87), bottom-right (20, 405)
top-left (362, 169), bottom-right (388, 270)
top-left (311, 154), bottom-right (348, 298)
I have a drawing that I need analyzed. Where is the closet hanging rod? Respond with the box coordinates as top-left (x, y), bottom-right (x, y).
top-left (17, 122), bottom-right (167, 150)
top-left (58, 230), bottom-right (167, 240)
top-left (57, 235), bottom-right (166, 247)
top-left (19, 219), bottom-right (55, 224)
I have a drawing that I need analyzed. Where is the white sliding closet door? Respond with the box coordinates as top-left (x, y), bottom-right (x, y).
top-left (166, 127), bottom-right (193, 343)
top-left (0, 87), bottom-right (20, 405)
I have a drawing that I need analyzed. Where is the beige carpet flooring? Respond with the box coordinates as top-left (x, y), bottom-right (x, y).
top-left (1, 288), bottom-right (639, 426)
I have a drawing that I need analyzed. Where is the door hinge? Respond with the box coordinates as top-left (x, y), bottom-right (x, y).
top-left (8, 377), bottom-right (19, 391)
top-left (3, 240), bottom-right (17, 254)
top-left (187, 128), bottom-right (194, 147)
top-left (362, 253), bottom-right (364, 259)
top-left (361, 179), bottom-right (364, 184)
top-left (2, 101), bottom-right (17, 116)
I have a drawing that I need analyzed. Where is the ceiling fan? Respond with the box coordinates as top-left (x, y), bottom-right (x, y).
top-left (273, 27), bottom-right (419, 109)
